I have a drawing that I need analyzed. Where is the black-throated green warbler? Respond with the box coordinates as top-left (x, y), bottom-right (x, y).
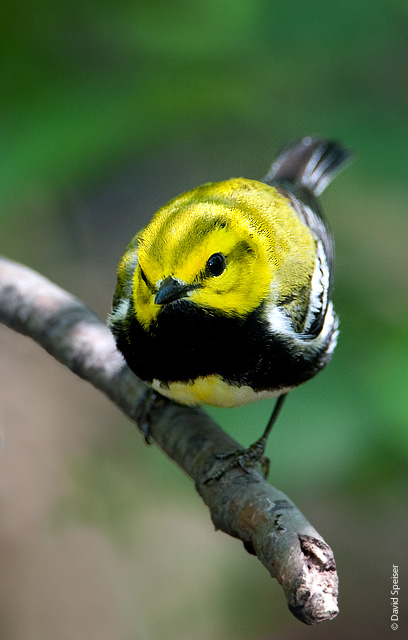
top-left (109, 137), bottom-right (351, 474)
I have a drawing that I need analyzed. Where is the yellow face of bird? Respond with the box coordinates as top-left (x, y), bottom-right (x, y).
top-left (128, 179), bottom-right (316, 329)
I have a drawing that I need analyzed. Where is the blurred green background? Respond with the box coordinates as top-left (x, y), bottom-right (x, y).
top-left (1, 1), bottom-right (407, 638)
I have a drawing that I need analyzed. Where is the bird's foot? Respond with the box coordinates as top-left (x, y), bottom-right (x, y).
top-left (204, 437), bottom-right (270, 483)
top-left (203, 395), bottom-right (288, 483)
top-left (132, 387), bottom-right (159, 444)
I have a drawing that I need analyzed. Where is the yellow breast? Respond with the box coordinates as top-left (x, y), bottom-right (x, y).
top-left (151, 374), bottom-right (286, 407)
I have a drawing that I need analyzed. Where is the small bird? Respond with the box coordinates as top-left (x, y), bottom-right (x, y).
top-left (109, 137), bottom-right (351, 476)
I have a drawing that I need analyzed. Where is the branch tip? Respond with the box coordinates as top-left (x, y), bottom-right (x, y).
top-left (0, 255), bottom-right (339, 625)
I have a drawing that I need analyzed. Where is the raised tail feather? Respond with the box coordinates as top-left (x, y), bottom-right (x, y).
top-left (264, 136), bottom-right (352, 196)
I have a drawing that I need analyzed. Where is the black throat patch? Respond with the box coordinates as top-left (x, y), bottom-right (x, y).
top-left (112, 299), bottom-right (331, 393)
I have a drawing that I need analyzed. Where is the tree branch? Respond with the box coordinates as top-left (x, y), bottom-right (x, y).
top-left (0, 255), bottom-right (338, 625)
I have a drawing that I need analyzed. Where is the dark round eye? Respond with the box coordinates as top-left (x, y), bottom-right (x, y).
top-left (206, 253), bottom-right (226, 277)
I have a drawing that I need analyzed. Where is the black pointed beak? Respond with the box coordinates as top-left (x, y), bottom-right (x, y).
top-left (154, 276), bottom-right (198, 305)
